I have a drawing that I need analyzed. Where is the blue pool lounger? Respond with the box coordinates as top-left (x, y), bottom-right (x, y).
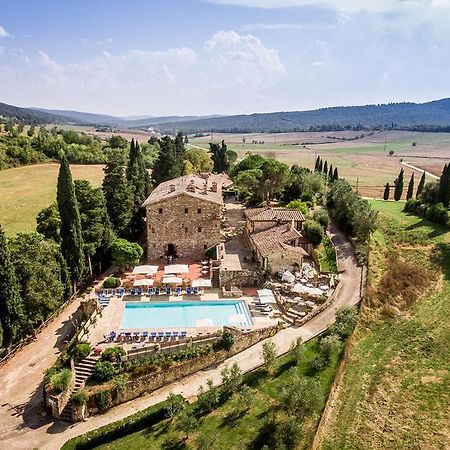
top-left (147, 287), bottom-right (153, 296)
top-left (150, 332), bottom-right (157, 340)
top-left (175, 287), bottom-right (182, 296)
top-left (166, 287), bottom-right (171, 295)
top-left (185, 286), bottom-right (192, 295)
top-left (155, 287), bottom-right (161, 295)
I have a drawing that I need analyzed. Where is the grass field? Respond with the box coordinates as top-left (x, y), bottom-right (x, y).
top-left (0, 163), bottom-right (105, 235)
top-left (83, 337), bottom-right (340, 450)
top-left (316, 199), bottom-right (450, 449)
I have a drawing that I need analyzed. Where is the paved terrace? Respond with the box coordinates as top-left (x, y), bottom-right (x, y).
top-left (0, 223), bottom-right (361, 450)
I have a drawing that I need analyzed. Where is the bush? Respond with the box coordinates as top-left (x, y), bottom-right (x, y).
top-left (71, 390), bottom-right (88, 406)
top-left (93, 360), bottom-right (116, 381)
top-left (213, 329), bottom-right (235, 351)
top-left (95, 390), bottom-right (112, 412)
top-left (50, 368), bottom-right (73, 394)
top-left (426, 202), bottom-right (449, 225)
top-left (304, 220), bottom-right (324, 246)
top-left (313, 209), bottom-right (330, 229)
top-left (101, 346), bottom-right (125, 362)
top-left (286, 200), bottom-right (308, 215)
top-left (103, 276), bottom-right (121, 289)
top-left (74, 342), bottom-right (91, 359)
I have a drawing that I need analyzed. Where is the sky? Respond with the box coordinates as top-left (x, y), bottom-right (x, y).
top-left (0, 0), bottom-right (449, 116)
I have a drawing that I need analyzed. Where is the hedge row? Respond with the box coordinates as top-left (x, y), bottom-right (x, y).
top-left (61, 396), bottom-right (178, 449)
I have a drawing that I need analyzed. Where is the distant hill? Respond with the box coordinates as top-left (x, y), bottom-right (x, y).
top-left (149, 98), bottom-right (450, 134)
top-left (0, 102), bottom-right (85, 125)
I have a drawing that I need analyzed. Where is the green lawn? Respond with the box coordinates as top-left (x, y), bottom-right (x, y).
top-left (0, 163), bottom-right (105, 235)
top-left (84, 338), bottom-right (341, 450)
top-left (318, 199), bottom-right (450, 449)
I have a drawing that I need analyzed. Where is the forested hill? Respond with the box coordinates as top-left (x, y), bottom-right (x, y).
top-left (0, 102), bottom-right (86, 125)
top-left (151, 98), bottom-right (450, 134)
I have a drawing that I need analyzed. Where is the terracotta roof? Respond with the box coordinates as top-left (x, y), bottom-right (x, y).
top-left (250, 224), bottom-right (309, 258)
top-left (143, 173), bottom-right (229, 206)
top-left (244, 207), bottom-right (305, 222)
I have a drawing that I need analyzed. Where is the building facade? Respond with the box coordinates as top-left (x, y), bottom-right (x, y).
top-left (143, 174), bottom-right (227, 261)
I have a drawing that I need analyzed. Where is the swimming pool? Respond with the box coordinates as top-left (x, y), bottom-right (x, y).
top-left (120, 300), bottom-right (253, 329)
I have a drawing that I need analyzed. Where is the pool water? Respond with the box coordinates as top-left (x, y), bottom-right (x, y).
top-left (120, 300), bottom-right (253, 329)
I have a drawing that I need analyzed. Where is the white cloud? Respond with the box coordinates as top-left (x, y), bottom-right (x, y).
top-left (0, 26), bottom-right (11, 38)
top-left (243, 22), bottom-right (334, 31)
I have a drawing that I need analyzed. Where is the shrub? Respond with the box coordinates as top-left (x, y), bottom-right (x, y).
top-left (426, 202), bottom-right (449, 225)
top-left (74, 342), bottom-right (91, 359)
top-left (330, 306), bottom-right (358, 340)
top-left (93, 361), bottom-right (116, 381)
top-left (304, 220), bottom-right (324, 246)
top-left (95, 390), bottom-right (112, 412)
top-left (50, 368), bottom-right (73, 394)
top-left (165, 392), bottom-right (186, 420)
top-left (261, 340), bottom-right (277, 373)
top-left (101, 346), bottom-right (125, 363)
top-left (313, 209), bottom-right (330, 229)
top-left (71, 390), bottom-right (88, 406)
top-left (286, 200), bottom-right (308, 215)
top-left (102, 276), bottom-right (121, 289)
top-left (214, 329), bottom-right (234, 351)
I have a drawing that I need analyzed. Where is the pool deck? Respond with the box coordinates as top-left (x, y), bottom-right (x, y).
top-left (86, 291), bottom-right (277, 351)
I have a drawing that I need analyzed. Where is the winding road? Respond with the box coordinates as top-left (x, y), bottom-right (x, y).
top-left (0, 223), bottom-right (361, 450)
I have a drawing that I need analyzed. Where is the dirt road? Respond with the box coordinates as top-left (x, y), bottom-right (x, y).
top-left (0, 223), bottom-right (361, 450)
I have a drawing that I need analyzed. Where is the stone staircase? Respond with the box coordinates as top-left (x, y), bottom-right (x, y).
top-left (59, 356), bottom-right (98, 422)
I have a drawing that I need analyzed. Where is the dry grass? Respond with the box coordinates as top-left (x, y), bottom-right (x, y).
top-left (0, 163), bottom-right (105, 235)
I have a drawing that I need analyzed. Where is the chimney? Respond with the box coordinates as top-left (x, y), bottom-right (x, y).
top-left (169, 184), bottom-right (176, 192)
top-left (203, 180), bottom-right (208, 194)
top-left (187, 179), bottom-right (195, 192)
top-left (210, 181), bottom-right (218, 192)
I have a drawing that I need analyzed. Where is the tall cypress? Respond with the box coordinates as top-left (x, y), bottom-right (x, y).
top-left (318, 158), bottom-right (323, 173)
top-left (437, 164), bottom-right (450, 207)
top-left (0, 225), bottom-right (24, 347)
top-left (416, 171), bottom-right (426, 199)
top-left (174, 132), bottom-right (186, 176)
top-left (323, 161), bottom-right (328, 177)
top-left (315, 156), bottom-right (320, 172)
top-left (383, 183), bottom-right (390, 201)
top-left (152, 136), bottom-right (178, 186)
top-left (406, 173), bottom-right (414, 201)
top-left (57, 156), bottom-right (84, 285)
top-left (333, 167), bottom-right (339, 181)
top-left (394, 168), bottom-right (404, 201)
top-left (328, 164), bottom-right (333, 181)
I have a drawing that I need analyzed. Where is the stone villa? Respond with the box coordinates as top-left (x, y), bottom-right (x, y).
top-left (244, 207), bottom-right (311, 274)
top-left (143, 174), bottom-right (230, 261)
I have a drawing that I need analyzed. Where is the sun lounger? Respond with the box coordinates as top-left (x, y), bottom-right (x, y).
top-left (147, 287), bottom-right (154, 296)
top-left (142, 331), bottom-right (149, 341)
top-left (157, 331), bottom-right (164, 340)
top-left (172, 331), bottom-right (179, 339)
top-left (151, 332), bottom-right (157, 341)
top-left (181, 331), bottom-right (187, 338)
top-left (137, 288), bottom-right (142, 296)
top-left (165, 331), bottom-right (172, 340)
top-left (119, 287), bottom-right (125, 296)
top-left (175, 287), bottom-right (181, 296)
top-left (193, 287), bottom-right (199, 295)
top-left (155, 287), bottom-right (161, 295)
top-left (166, 287), bottom-right (171, 295)
top-left (185, 286), bottom-right (192, 295)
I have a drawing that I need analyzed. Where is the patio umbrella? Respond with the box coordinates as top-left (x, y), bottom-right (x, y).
top-left (282, 271), bottom-right (296, 283)
top-left (132, 265), bottom-right (159, 275)
top-left (257, 289), bottom-right (274, 297)
top-left (258, 295), bottom-right (276, 304)
top-left (164, 264), bottom-right (189, 274)
top-left (133, 279), bottom-right (154, 287)
top-left (162, 276), bottom-right (183, 284)
top-left (192, 279), bottom-right (212, 288)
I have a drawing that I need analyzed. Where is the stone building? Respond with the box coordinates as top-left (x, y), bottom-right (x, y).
top-left (143, 174), bottom-right (229, 261)
top-left (244, 207), bottom-right (311, 274)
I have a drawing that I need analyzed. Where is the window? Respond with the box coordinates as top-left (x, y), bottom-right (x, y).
top-left (158, 208), bottom-right (163, 214)
top-left (151, 228), bottom-right (155, 233)
top-left (204, 244), bottom-right (208, 250)
top-left (198, 227), bottom-right (202, 233)
top-left (184, 207), bottom-right (189, 214)
top-left (184, 227), bottom-right (188, 234)
top-left (197, 208), bottom-right (202, 214)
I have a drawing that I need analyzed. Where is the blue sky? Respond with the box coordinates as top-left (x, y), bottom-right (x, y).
top-left (0, 0), bottom-right (449, 116)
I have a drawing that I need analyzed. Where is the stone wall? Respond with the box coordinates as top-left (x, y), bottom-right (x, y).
top-left (219, 268), bottom-right (263, 288)
top-left (146, 194), bottom-right (223, 260)
top-left (73, 324), bottom-right (282, 420)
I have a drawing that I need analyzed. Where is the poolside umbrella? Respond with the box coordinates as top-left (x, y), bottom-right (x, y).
top-left (282, 271), bottom-right (296, 283)
top-left (164, 264), bottom-right (189, 274)
top-left (258, 295), bottom-right (276, 304)
top-left (257, 289), bottom-right (273, 297)
top-left (133, 279), bottom-right (154, 287)
top-left (162, 276), bottom-right (183, 284)
top-left (132, 265), bottom-right (159, 275)
top-left (192, 279), bottom-right (212, 288)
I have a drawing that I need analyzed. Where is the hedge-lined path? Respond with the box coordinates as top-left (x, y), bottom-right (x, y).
top-left (0, 222), bottom-right (361, 450)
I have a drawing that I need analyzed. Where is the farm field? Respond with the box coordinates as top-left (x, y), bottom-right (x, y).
top-left (315, 200), bottom-right (450, 450)
top-left (191, 130), bottom-right (450, 198)
top-left (0, 163), bottom-right (104, 235)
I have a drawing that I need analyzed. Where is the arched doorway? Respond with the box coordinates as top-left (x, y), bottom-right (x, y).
top-left (167, 243), bottom-right (177, 258)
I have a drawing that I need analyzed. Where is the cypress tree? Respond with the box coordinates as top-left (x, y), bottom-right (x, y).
top-left (394, 168), bottom-right (404, 201)
top-left (152, 136), bottom-right (178, 186)
top-left (437, 164), bottom-right (450, 207)
top-left (406, 173), bottom-right (414, 201)
top-left (323, 161), bottom-right (328, 177)
top-left (383, 183), bottom-right (390, 201)
top-left (0, 225), bottom-right (24, 347)
top-left (174, 132), bottom-right (186, 176)
top-left (57, 156), bottom-right (84, 285)
top-left (315, 156), bottom-right (320, 172)
top-left (328, 164), bottom-right (333, 181)
top-left (103, 152), bottom-right (133, 237)
top-left (318, 158), bottom-right (323, 173)
top-left (416, 171), bottom-right (426, 198)
top-left (333, 167), bottom-right (339, 181)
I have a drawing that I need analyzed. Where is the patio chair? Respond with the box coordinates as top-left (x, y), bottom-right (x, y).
top-left (150, 332), bottom-right (157, 341)
top-left (119, 287), bottom-right (125, 296)
top-left (147, 287), bottom-right (154, 296)
top-left (142, 331), bottom-right (149, 341)
top-left (130, 288), bottom-right (135, 295)
top-left (193, 287), bottom-right (199, 295)
top-left (166, 287), bottom-right (171, 296)
top-left (137, 288), bottom-right (142, 296)
top-left (155, 287), bottom-right (161, 295)
top-left (165, 331), bottom-right (172, 340)
top-left (157, 331), bottom-right (164, 340)
top-left (172, 331), bottom-right (179, 340)
top-left (133, 332), bottom-right (140, 341)
top-left (181, 331), bottom-right (187, 338)
top-left (175, 287), bottom-right (182, 296)
top-left (185, 286), bottom-right (192, 295)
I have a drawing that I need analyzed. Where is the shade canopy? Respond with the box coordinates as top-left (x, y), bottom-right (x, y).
top-left (292, 283), bottom-right (323, 296)
top-left (133, 279), bottom-right (154, 287)
top-left (164, 264), bottom-right (189, 274)
top-left (282, 271), bottom-right (296, 283)
top-left (162, 276), bottom-right (183, 284)
top-left (258, 295), bottom-right (276, 304)
top-left (132, 265), bottom-right (159, 275)
top-left (192, 279), bottom-right (212, 288)
top-left (257, 289), bottom-right (273, 297)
